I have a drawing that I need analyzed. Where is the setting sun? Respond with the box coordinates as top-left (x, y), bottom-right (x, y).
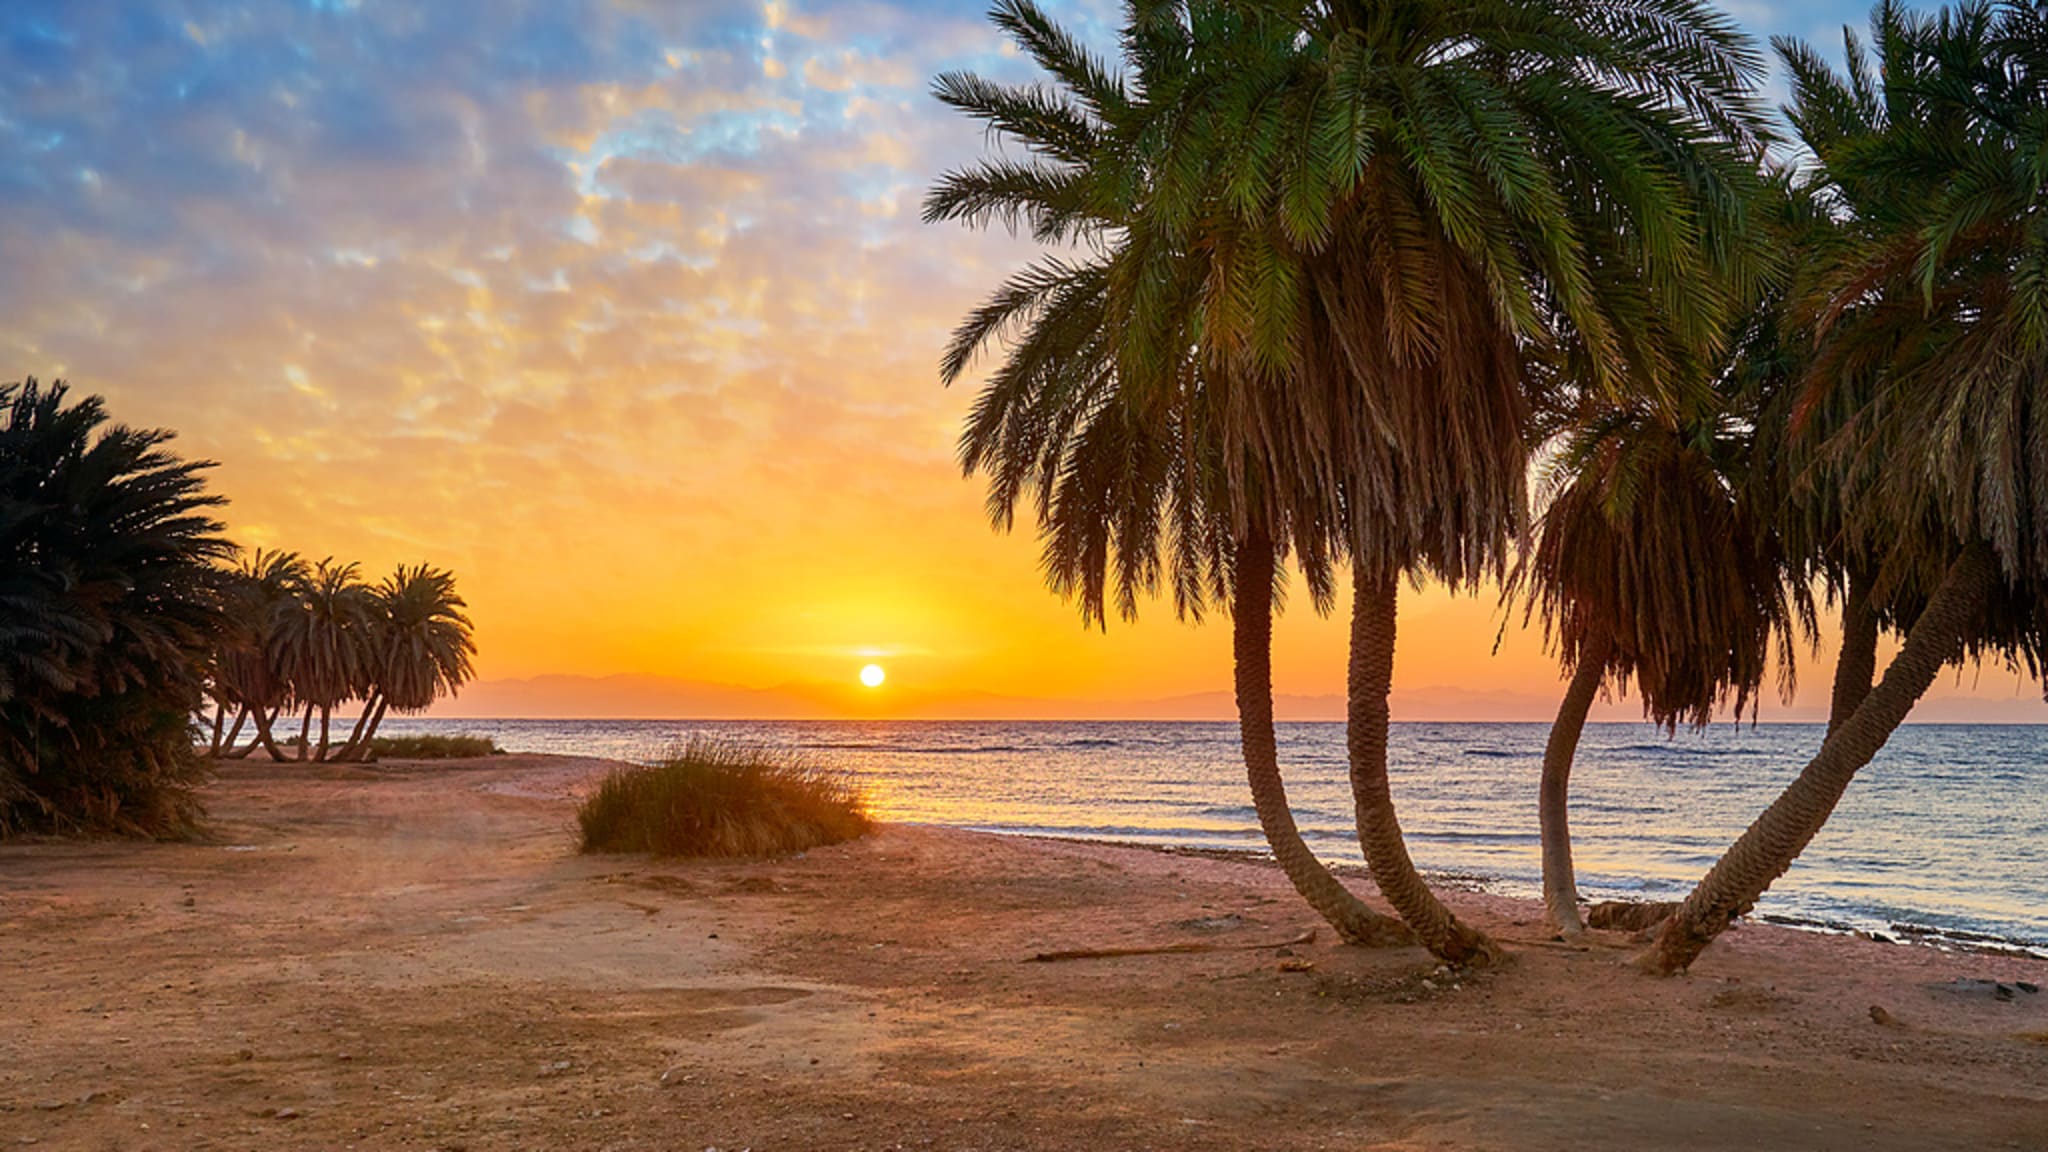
top-left (859, 663), bottom-right (886, 688)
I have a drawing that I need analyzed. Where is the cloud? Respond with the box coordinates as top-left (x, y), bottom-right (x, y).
top-left (2, 0), bottom-right (2032, 721)
top-left (0, 0), bottom-right (1101, 687)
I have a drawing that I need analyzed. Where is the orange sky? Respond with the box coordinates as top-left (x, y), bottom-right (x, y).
top-left (2, 0), bottom-right (2041, 721)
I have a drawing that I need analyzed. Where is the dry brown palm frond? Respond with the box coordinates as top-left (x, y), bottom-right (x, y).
top-left (1510, 410), bottom-right (1797, 731)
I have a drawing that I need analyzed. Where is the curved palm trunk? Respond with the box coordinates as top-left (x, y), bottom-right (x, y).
top-left (1346, 565), bottom-right (1501, 966)
top-left (207, 703), bottom-right (227, 757)
top-left (218, 706), bottom-right (249, 759)
top-left (1540, 633), bottom-right (1611, 938)
top-left (226, 709), bottom-right (263, 759)
top-left (1640, 543), bottom-right (1998, 974)
top-left (314, 705), bottom-right (333, 761)
top-left (1828, 571), bottom-right (1879, 736)
top-left (295, 705), bottom-right (314, 761)
top-left (1233, 530), bottom-right (1412, 947)
top-left (357, 696), bottom-right (390, 757)
top-left (335, 692), bottom-right (379, 762)
top-left (234, 705), bottom-right (289, 761)
top-left (259, 705), bottom-right (288, 761)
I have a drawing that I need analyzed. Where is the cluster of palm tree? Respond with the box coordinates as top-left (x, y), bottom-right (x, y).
top-left (206, 553), bottom-right (477, 763)
top-left (1, 376), bottom-right (481, 829)
top-left (929, 0), bottom-right (2047, 973)
top-left (1, 379), bottom-right (228, 835)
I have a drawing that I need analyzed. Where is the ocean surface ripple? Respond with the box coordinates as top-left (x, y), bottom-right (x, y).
top-left (379, 717), bottom-right (2048, 952)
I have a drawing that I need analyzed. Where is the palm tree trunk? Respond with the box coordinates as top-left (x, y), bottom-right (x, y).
top-left (335, 693), bottom-right (379, 762)
top-left (314, 705), bottom-right (333, 761)
top-left (234, 705), bottom-right (288, 761)
top-left (296, 704), bottom-right (313, 761)
top-left (1540, 633), bottom-right (1611, 938)
top-left (1346, 564), bottom-right (1501, 967)
top-left (356, 696), bottom-right (390, 758)
top-left (207, 702), bottom-right (227, 757)
top-left (219, 706), bottom-right (249, 758)
top-left (1233, 529), bottom-right (1412, 947)
top-left (1639, 542), bottom-right (1999, 974)
top-left (259, 705), bottom-right (288, 761)
top-left (1829, 570), bottom-right (1879, 736)
top-left (226, 707), bottom-right (263, 759)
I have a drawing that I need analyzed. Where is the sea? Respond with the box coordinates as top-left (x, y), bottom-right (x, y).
top-left (374, 717), bottom-right (2048, 955)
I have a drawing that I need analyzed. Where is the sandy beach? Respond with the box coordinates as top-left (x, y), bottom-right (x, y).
top-left (4, 753), bottom-right (2045, 1151)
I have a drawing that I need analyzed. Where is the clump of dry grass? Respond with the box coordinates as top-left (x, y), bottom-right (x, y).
top-left (366, 733), bottom-right (503, 759)
top-left (577, 738), bottom-right (872, 858)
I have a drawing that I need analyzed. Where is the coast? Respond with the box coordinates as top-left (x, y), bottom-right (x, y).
top-left (368, 716), bottom-right (2048, 951)
top-left (4, 753), bottom-right (2044, 1150)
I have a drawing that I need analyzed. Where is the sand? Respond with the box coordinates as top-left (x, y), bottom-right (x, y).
top-left (3, 753), bottom-right (2045, 1151)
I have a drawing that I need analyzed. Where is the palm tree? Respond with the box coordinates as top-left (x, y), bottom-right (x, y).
top-left (1509, 189), bottom-right (1822, 939)
top-left (1642, 0), bottom-right (2048, 973)
top-left (1109, 0), bottom-right (1771, 964)
top-left (335, 564), bottom-right (476, 761)
top-left (928, 0), bottom-right (1412, 947)
top-left (1508, 400), bottom-right (1800, 936)
top-left (212, 549), bottom-right (310, 761)
top-left (274, 559), bottom-right (373, 762)
top-left (0, 379), bottom-right (229, 835)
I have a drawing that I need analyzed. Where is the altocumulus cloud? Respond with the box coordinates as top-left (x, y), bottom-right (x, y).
top-left (0, 0), bottom-right (1128, 681)
top-left (7, 0), bottom-right (1943, 714)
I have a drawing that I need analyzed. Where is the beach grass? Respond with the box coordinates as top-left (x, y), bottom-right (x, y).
top-left (366, 733), bottom-right (504, 759)
top-left (577, 738), bottom-right (871, 858)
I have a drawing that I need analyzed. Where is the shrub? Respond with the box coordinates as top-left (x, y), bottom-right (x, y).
top-left (578, 739), bottom-right (872, 858)
top-left (365, 733), bottom-right (502, 760)
top-left (1, 380), bottom-right (228, 838)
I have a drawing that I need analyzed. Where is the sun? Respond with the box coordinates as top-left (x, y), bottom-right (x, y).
top-left (858, 663), bottom-right (886, 688)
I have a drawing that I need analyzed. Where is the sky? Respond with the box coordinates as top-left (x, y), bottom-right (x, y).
top-left (2, 0), bottom-right (2040, 721)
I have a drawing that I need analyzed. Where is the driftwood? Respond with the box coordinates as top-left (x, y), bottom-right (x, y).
top-left (1027, 927), bottom-right (1316, 963)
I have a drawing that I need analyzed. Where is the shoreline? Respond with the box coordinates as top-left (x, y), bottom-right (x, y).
top-left (968, 828), bottom-right (2048, 961)
top-left (373, 718), bottom-right (2048, 959)
top-left (171, 743), bottom-right (2048, 959)
top-left (166, 745), bottom-right (2048, 960)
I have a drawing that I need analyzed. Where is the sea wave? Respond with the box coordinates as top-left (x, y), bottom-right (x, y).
top-left (373, 716), bottom-right (2048, 948)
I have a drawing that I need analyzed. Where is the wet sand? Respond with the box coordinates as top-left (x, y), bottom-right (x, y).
top-left (3, 753), bottom-right (2045, 1150)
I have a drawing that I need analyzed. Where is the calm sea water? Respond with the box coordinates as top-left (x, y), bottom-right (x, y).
top-left (378, 717), bottom-right (2048, 952)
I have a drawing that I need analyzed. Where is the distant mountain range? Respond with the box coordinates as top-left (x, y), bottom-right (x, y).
top-left (426, 672), bottom-right (2048, 723)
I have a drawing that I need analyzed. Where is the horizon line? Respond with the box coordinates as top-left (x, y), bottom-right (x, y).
top-left (385, 714), bottom-right (2048, 726)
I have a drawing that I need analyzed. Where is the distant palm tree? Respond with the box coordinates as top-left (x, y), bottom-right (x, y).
top-left (1114, 0), bottom-right (1771, 964)
top-left (212, 549), bottom-right (310, 761)
top-left (335, 565), bottom-right (476, 761)
top-left (929, 0), bottom-right (1411, 946)
top-left (274, 559), bottom-right (373, 762)
top-left (1642, 0), bottom-right (2048, 973)
top-left (1509, 401), bottom-right (1800, 935)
